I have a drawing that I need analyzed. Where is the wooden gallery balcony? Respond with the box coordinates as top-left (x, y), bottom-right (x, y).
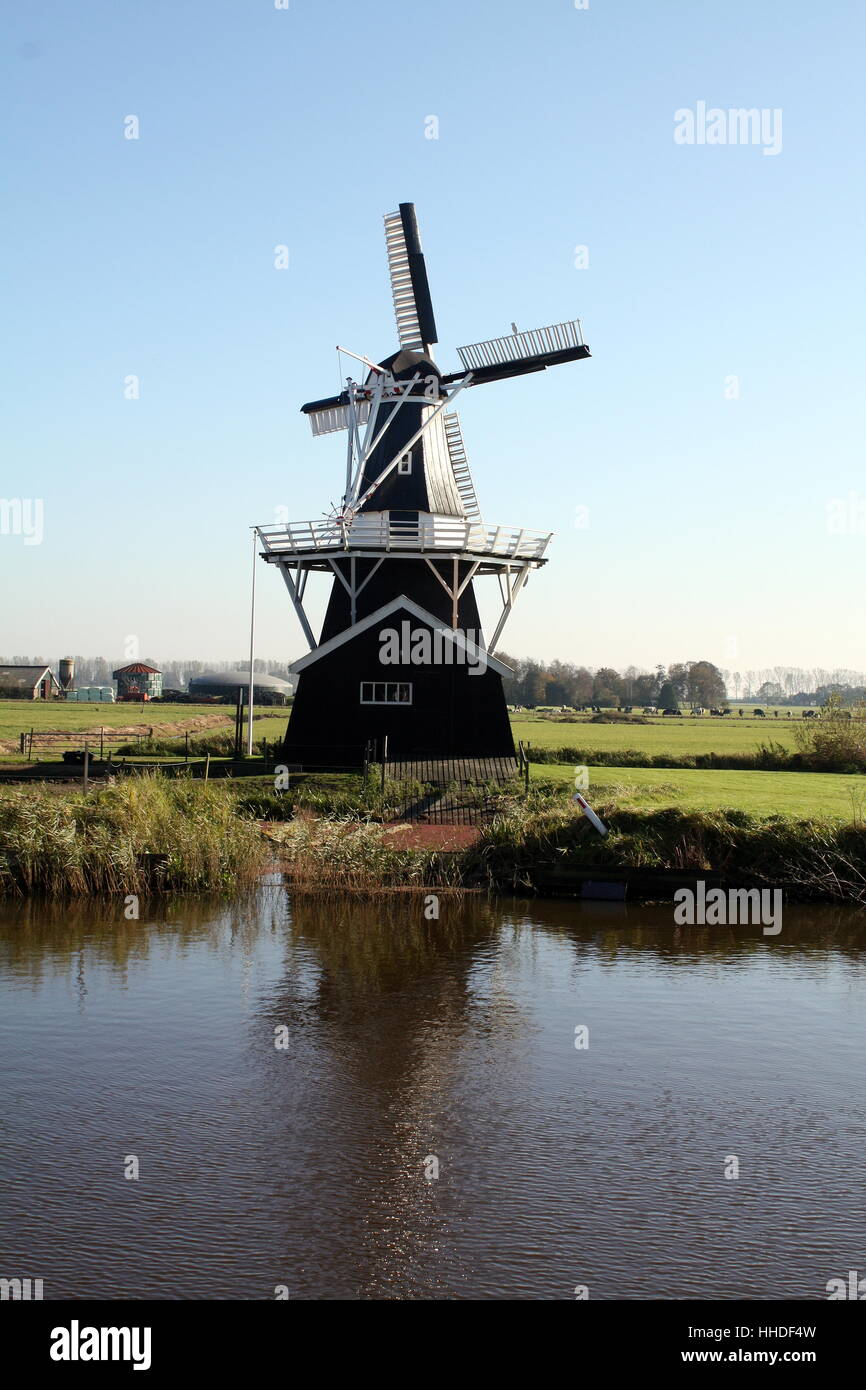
top-left (256, 512), bottom-right (553, 566)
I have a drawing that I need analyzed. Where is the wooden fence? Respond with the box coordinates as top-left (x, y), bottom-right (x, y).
top-left (19, 728), bottom-right (157, 759)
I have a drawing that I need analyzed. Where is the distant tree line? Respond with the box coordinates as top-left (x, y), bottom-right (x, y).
top-left (725, 668), bottom-right (866, 703)
top-left (492, 658), bottom-right (866, 710)
top-left (493, 657), bottom-right (728, 710)
top-left (5, 653), bottom-right (866, 709)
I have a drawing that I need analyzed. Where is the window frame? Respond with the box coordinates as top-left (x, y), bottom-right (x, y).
top-left (360, 681), bottom-right (413, 706)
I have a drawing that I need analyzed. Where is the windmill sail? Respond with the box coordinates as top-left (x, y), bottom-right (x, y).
top-left (443, 412), bottom-right (480, 519)
top-left (306, 399), bottom-right (371, 437)
top-left (448, 319), bottom-right (588, 384)
top-left (384, 204), bottom-right (438, 352)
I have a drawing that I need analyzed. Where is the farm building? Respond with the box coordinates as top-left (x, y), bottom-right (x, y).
top-left (0, 664), bottom-right (61, 700)
top-left (188, 670), bottom-right (292, 705)
top-left (112, 662), bottom-right (163, 700)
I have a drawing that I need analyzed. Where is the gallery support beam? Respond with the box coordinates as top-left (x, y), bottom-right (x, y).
top-left (487, 561), bottom-right (532, 651)
top-left (277, 561), bottom-right (317, 651)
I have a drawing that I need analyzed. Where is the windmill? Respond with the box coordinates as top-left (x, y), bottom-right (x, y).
top-left (255, 203), bottom-right (591, 767)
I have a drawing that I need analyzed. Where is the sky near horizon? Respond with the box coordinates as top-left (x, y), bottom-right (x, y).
top-left (1, 0), bottom-right (864, 676)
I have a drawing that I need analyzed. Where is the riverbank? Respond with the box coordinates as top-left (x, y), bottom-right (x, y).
top-left (2, 776), bottom-right (865, 904)
top-left (269, 796), bottom-right (866, 904)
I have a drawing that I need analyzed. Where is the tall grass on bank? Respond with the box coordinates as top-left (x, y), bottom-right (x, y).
top-left (269, 814), bottom-right (462, 894)
top-left (0, 777), bottom-right (266, 897)
top-left (463, 795), bottom-right (866, 902)
top-left (237, 776), bottom-right (437, 822)
top-left (249, 776), bottom-right (866, 903)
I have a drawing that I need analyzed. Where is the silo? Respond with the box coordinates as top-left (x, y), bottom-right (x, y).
top-left (59, 657), bottom-right (75, 692)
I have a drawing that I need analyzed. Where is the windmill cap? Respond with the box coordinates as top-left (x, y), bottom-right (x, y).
top-left (369, 348), bottom-right (441, 381)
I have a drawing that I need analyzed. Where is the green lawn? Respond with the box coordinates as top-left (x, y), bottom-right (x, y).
top-left (0, 700), bottom-right (225, 737)
top-left (0, 700), bottom-right (290, 761)
top-left (533, 762), bottom-right (866, 819)
top-left (511, 714), bottom-right (802, 755)
top-left (250, 716), bottom-right (290, 743)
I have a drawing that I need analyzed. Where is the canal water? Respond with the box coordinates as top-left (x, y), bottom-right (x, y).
top-left (1, 887), bottom-right (865, 1301)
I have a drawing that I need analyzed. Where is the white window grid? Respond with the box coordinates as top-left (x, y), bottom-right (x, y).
top-left (360, 681), bottom-right (413, 705)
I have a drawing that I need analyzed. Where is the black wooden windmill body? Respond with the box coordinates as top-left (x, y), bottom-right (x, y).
top-left (256, 204), bottom-right (590, 766)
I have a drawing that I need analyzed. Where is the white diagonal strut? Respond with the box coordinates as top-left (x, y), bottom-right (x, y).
top-left (488, 561), bottom-right (532, 650)
top-left (278, 563), bottom-right (316, 651)
top-left (351, 375), bottom-right (473, 513)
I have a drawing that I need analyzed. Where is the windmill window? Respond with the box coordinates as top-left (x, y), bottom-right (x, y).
top-left (397, 454), bottom-right (412, 474)
top-left (360, 681), bottom-right (413, 705)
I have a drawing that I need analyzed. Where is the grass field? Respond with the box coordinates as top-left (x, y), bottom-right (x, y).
top-left (5, 700), bottom-right (860, 825)
top-left (0, 700), bottom-right (240, 737)
top-left (250, 715), bottom-right (290, 743)
top-left (511, 715), bottom-right (802, 755)
top-left (0, 700), bottom-right (289, 761)
top-left (532, 762), bottom-right (866, 819)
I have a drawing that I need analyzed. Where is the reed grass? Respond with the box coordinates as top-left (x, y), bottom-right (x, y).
top-left (0, 776), bottom-right (266, 897)
top-left (268, 814), bottom-right (462, 894)
top-left (463, 796), bottom-right (866, 902)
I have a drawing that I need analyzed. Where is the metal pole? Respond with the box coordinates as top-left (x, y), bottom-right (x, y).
top-left (83, 750), bottom-right (90, 795)
top-left (345, 379), bottom-right (356, 502)
top-left (247, 529), bottom-right (257, 757)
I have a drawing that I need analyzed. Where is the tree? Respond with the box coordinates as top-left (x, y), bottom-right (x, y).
top-left (657, 680), bottom-right (679, 710)
top-left (593, 667), bottom-right (623, 706)
top-left (667, 663), bottom-right (690, 701)
top-left (523, 664), bottom-right (548, 707)
top-left (633, 672), bottom-right (660, 705)
top-left (574, 667), bottom-right (594, 705)
top-left (757, 680), bottom-right (784, 702)
top-left (688, 660), bottom-right (727, 709)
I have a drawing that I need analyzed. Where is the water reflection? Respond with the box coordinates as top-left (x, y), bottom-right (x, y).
top-left (1, 890), bottom-right (865, 1299)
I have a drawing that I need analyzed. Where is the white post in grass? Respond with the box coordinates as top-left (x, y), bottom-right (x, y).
top-left (247, 528), bottom-right (258, 757)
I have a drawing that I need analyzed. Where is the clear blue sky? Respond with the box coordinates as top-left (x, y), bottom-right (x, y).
top-left (2, 0), bottom-right (864, 676)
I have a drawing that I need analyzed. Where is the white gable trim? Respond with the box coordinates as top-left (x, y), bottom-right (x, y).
top-left (290, 594), bottom-right (512, 676)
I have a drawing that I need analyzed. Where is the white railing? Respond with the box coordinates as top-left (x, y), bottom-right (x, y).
top-left (256, 512), bottom-right (552, 560)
